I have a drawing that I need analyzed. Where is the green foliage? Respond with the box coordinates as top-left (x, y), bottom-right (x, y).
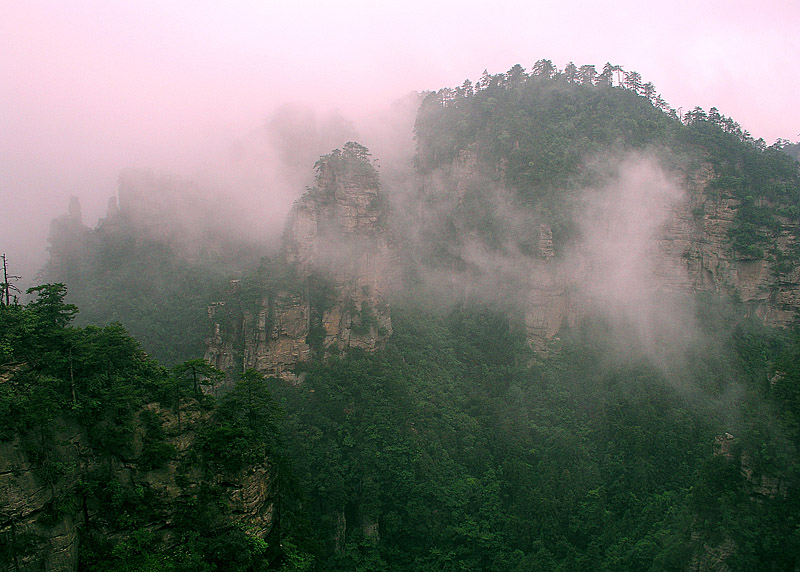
top-left (7, 285), bottom-right (800, 571)
top-left (350, 301), bottom-right (379, 336)
top-left (0, 525), bottom-right (43, 571)
top-left (197, 369), bottom-right (282, 474)
top-left (25, 284), bottom-right (78, 328)
top-left (677, 117), bottom-right (800, 257)
top-left (11, 60), bottom-right (800, 572)
top-left (39, 211), bottom-right (258, 365)
top-left (201, 256), bottom-right (303, 373)
top-left (80, 524), bottom-right (275, 572)
top-left (0, 287), bottom-right (293, 571)
top-left (0, 287), bottom-right (159, 444)
top-left (173, 358), bottom-right (224, 399)
top-left (306, 273), bottom-right (336, 355)
top-left (414, 65), bottom-right (800, 269)
top-left (413, 69), bottom-right (680, 259)
top-left (267, 299), bottom-right (800, 572)
top-left (415, 69), bottom-right (676, 189)
top-left (138, 408), bottom-right (176, 470)
top-left (314, 142), bottom-right (380, 192)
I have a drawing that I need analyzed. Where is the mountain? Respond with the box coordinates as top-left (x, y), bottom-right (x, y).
top-left (17, 61), bottom-right (800, 571)
top-left (39, 169), bottom-right (263, 365)
top-left (205, 142), bottom-right (392, 382)
top-left (39, 66), bottom-right (800, 372)
top-left (409, 66), bottom-right (800, 350)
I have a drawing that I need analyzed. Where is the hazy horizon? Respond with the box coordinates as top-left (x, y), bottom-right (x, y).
top-left (2, 0), bottom-right (799, 286)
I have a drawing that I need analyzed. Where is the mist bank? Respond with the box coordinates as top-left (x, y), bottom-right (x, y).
top-left (389, 147), bottom-right (703, 364)
top-left (3, 94), bottom-right (418, 294)
top-left (35, 63), bottom-right (800, 375)
top-left (10, 61), bottom-right (800, 572)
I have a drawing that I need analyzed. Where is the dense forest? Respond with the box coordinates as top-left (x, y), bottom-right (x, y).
top-left (4, 60), bottom-right (800, 570)
top-left (412, 60), bottom-right (800, 264)
top-left (3, 284), bottom-right (800, 570)
top-left (0, 285), bottom-right (289, 570)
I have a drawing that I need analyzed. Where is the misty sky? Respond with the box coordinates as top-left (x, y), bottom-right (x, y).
top-left (2, 0), bottom-right (799, 285)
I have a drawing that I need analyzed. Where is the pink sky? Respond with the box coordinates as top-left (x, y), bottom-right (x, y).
top-left (2, 0), bottom-right (799, 284)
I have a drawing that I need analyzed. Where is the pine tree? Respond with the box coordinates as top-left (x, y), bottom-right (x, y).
top-left (532, 59), bottom-right (556, 79)
top-left (579, 64), bottom-right (597, 85)
top-left (624, 70), bottom-right (644, 94)
top-left (563, 62), bottom-right (578, 83)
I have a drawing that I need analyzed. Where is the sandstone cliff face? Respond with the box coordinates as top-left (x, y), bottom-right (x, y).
top-left (0, 428), bottom-right (80, 572)
top-left (0, 406), bottom-right (275, 572)
top-left (682, 166), bottom-right (800, 326)
top-left (611, 161), bottom-right (800, 328)
top-left (284, 149), bottom-right (392, 354)
top-left (206, 143), bottom-right (392, 381)
top-left (539, 162), bottom-right (798, 347)
top-left (525, 260), bottom-right (573, 350)
top-left (419, 148), bottom-right (800, 350)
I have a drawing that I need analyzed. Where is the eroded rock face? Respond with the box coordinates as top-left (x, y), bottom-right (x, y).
top-left (0, 430), bottom-right (80, 572)
top-left (525, 261), bottom-right (571, 351)
top-left (0, 406), bottom-right (275, 572)
top-left (682, 166), bottom-right (800, 326)
top-left (247, 291), bottom-right (312, 380)
top-left (617, 161), bottom-right (800, 330)
top-left (420, 150), bottom-right (800, 350)
top-left (284, 146), bottom-right (392, 355)
top-left (206, 143), bottom-right (393, 381)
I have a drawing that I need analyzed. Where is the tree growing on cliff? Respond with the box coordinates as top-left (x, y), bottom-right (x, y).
top-left (579, 64), bottom-right (597, 85)
top-left (598, 62), bottom-right (615, 86)
top-left (199, 369), bottom-right (282, 473)
top-left (624, 70), bottom-right (644, 94)
top-left (26, 284), bottom-right (78, 329)
top-left (174, 358), bottom-right (224, 398)
top-left (532, 58), bottom-right (556, 78)
top-left (0, 254), bottom-right (21, 307)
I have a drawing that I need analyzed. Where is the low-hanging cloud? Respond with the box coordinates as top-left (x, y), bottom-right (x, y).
top-left (194, 103), bottom-right (361, 245)
top-left (569, 152), bottom-right (698, 367)
top-left (28, 97), bottom-right (418, 286)
top-left (390, 147), bottom-right (703, 373)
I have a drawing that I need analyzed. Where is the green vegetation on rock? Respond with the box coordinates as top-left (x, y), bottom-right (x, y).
top-left (13, 59), bottom-right (800, 571)
top-left (0, 286), bottom-right (304, 571)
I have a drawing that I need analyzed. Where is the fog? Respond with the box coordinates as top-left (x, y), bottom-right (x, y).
top-left (572, 153), bottom-right (696, 365)
top-left (387, 147), bottom-right (704, 368)
top-left (3, 1), bottom-right (799, 289)
top-left (2, 95), bottom-right (417, 290)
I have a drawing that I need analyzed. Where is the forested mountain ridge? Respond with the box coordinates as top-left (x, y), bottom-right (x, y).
top-left (41, 169), bottom-right (264, 365)
top-left (12, 60), bottom-right (800, 570)
top-left (410, 61), bottom-right (800, 348)
top-left (39, 60), bottom-right (800, 365)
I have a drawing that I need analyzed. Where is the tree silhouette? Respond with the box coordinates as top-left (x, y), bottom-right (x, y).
top-left (173, 358), bottom-right (224, 398)
top-left (505, 64), bottom-right (527, 86)
top-left (1, 254), bottom-right (21, 307)
top-left (563, 62), bottom-right (578, 83)
top-left (579, 64), bottom-right (597, 85)
top-left (532, 59), bottom-right (556, 79)
top-left (642, 81), bottom-right (656, 101)
top-left (598, 63), bottom-right (615, 87)
top-left (624, 70), bottom-right (643, 94)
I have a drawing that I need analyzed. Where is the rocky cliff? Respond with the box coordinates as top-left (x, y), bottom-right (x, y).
top-left (0, 425), bottom-right (81, 571)
top-left (416, 145), bottom-right (800, 350)
top-left (682, 165), bottom-right (800, 325)
top-left (0, 403), bottom-right (275, 572)
top-left (206, 142), bottom-right (393, 381)
top-left (531, 161), bottom-right (800, 348)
